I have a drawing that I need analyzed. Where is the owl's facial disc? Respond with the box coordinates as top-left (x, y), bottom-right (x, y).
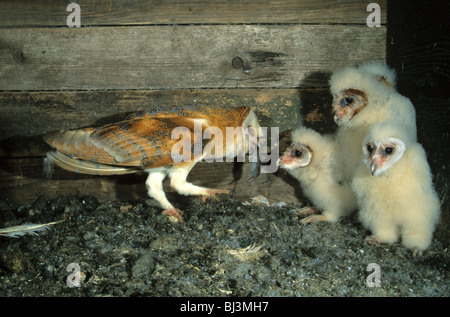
top-left (277, 143), bottom-right (313, 170)
top-left (363, 138), bottom-right (405, 176)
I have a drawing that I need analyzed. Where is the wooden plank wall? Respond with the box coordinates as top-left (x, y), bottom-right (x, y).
top-left (0, 0), bottom-right (387, 205)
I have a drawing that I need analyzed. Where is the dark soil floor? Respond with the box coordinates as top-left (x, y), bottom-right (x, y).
top-left (0, 194), bottom-right (448, 297)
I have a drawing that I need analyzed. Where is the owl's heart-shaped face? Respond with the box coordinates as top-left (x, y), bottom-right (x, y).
top-left (363, 137), bottom-right (405, 176)
top-left (277, 143), bottom-right (313, 170)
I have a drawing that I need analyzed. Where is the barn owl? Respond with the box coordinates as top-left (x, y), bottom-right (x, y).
top-left (352, 122), bottom-right (440, 255)
top-left (329, 62), bottom-right (417, 182)
top-left (44, 105), bottom-right (260, 222)
top-left (277, 127), bottom-right (357, 223)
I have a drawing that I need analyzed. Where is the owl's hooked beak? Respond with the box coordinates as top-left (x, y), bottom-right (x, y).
top-left (332, 99), bottom-right (344, 125)
top-left (334, 114), bottom-right (345, 125)
top-left (369, 154), bottom-right (384, 176)
top-left (276, 157), bottom-right (282, 167)
top-left (332, 104), bottom-right (351, 126)
top-left (370, 163), bottom-right (378, 176)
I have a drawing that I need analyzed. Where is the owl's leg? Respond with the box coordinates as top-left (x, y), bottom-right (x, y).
top-left (169, 163), bottom-right (230, 201)
top-left (301, 209), bottom-right (345, 224)
top-left (145, 170), bottom-right (183, 222)
top-left (364, 225), bottom-right (399, 246)
top-left (359, 208), bottom-right (399, 246)
top-left (401, 220), bottom-right (433, 256)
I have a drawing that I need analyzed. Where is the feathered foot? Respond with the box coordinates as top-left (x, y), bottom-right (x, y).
top-left (202, 189), bottom-right (230, 202)
top-left (364, 235), bottom-right (388, 245)
top-left (411, 247), bottom-right (423, 257)
top-left (162, 208), bottom-right (184, 223)
top-left (300, 214), bottom-right (329, 224)
top-left (367, 236), bottom-right (423, 256)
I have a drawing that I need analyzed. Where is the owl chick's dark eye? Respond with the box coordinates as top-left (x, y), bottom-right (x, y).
top-left (384, 147), bottom-right (394, 155)
top-left (366, 144), bottom-right (374, 154)
top-left (294, 149), bottom-right (302, 157)
top-left (342, 97), bottom-right (354, 107)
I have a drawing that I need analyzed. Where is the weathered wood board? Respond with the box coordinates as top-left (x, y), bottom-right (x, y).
top-left (0, 25), bottom-right (386, 91)
top-left (0, 0), bottom-right (387, 26)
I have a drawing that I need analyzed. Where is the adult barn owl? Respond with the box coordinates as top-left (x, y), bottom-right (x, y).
top-left (329, 62), bottom-right (417, 182)
top-left (352, 122), bottom-right (440, 255)
top-left (277, 127), bottom-right (357, 223)
top-left (44, 105), bottom-right (260, 222)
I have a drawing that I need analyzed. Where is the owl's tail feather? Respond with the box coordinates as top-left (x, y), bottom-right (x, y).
top-left (45, 151), bottom-right (141, 176)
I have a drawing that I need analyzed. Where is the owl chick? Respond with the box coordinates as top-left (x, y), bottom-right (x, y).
top-left (277, 127), bottom-right (357, 223)
top-left (352, 122), bottom-right (441, 255)
top-left (44, 105), bottom-right (260, 222)
top-left (329, 62), bottom-right (417, 182)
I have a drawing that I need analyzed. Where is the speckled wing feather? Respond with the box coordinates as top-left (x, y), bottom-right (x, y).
top-left (44, 114), bottom-right (201, 170)
top-left (45, 151), bottom-right (140, 175)
top-left (43, 106), bottom-right (251, 175)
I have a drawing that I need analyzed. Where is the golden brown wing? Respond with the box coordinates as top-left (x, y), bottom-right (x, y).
top-left (179, 106), bottom-right (250, 129)
top-left (43, 108), bottom-right (227, 170)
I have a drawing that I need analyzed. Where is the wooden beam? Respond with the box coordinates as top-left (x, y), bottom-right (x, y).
top-left (0, 0), bottom-right (387, 27)
top-left (0, 25), bottom-right (386, 91)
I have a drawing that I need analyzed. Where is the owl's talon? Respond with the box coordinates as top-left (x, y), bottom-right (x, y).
top-left (364, 235), bottom-right (385, 245)
top-left (162, 208), bottom-right (184, 222)
top-left (411, 247), bottom-right (423, 257)
top-left (300, 214), bottom-right (328, 224)
top-left (202, 189), bottom-right (230, 202)
top-left (295, 206), bottom-right (319, 216)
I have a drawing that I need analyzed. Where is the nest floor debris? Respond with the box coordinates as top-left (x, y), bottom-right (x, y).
top-left (0, 195), bottom-right (448, 297)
